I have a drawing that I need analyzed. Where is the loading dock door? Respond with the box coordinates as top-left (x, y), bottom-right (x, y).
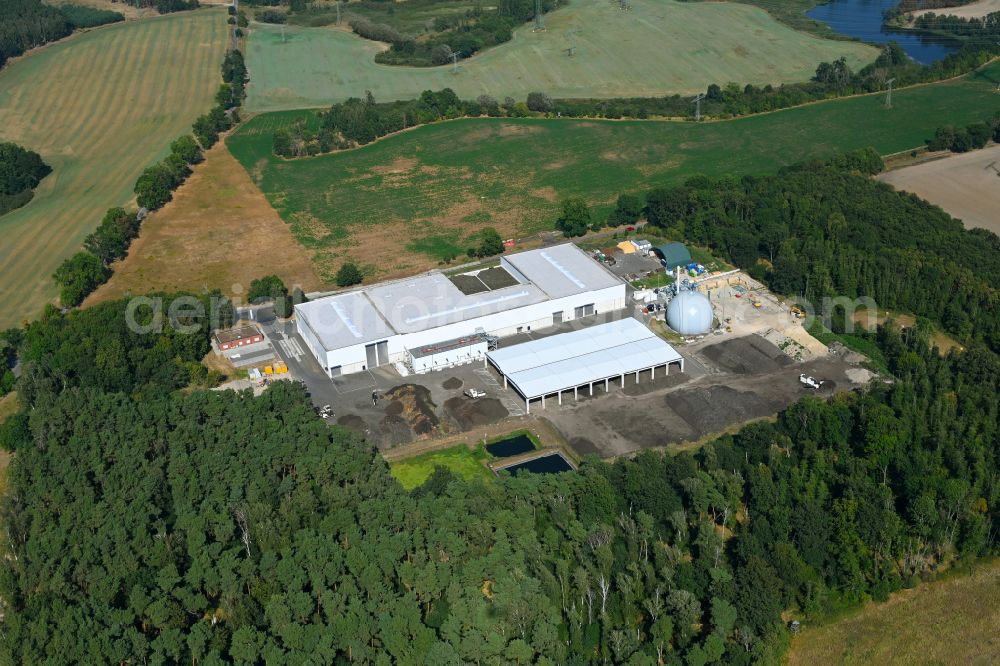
top-left (366, 340), bottom-right (390, 368)
top-left (552, 311), bottom-right (563, 325)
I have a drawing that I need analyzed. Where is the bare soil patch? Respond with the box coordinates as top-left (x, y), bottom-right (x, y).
top-left (497, 124), bottom-right (543, 137)
top-left (370, 156), bottom-right (419, 174)
top-left (444, 396), bottom-right (509, 431)
top-left (442, 377), bottom-right (464, 390)
top-left (87, 142), bottom-right (324, 305)
top-left (878, 144), bottom-right (1000, 235)
top-left (700, 336), bottom-right (793, 375)
top-left (384, 384), bottom-right (440, 436)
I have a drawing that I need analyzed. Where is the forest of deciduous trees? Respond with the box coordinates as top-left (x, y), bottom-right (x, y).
top-left (349, 0), bottom-right (565, 66)
top-left (0, 284), bottom-right (997, 664)
top-left (639, 150), bottom-right (1000, 350)
top-left (2, 153), bottom-right (1000, 662)
top-left (0, 0), bottom-right (123, 69)
top-left (0, 141), bottom-right (50, 216)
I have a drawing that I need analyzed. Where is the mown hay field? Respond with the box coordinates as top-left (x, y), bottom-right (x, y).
top-left (0, 9), bottom-right (227, 328)
top-left (787, 559), bottom-right (1000, 665)
top-left (878, 144), bottom-right (1000, 236)
top-left (244, 0), bottom-right (878, 111)
top-left (228, 61), bottom-right (1000, 281)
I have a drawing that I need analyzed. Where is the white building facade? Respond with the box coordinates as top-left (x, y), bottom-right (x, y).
top-left (295, 244), bottom-right (628, 377)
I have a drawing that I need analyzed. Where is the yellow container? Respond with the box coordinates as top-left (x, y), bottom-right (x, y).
top-left (264, 366), bottom-right (273, 375)
top-left (275, 363), bottom-right (288, 374)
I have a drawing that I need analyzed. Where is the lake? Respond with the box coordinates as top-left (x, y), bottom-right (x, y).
top-left (807, 0), bottom-right (961, 64)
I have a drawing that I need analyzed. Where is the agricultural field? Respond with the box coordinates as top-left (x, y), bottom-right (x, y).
top-left (389, 444), bottom-right (493, 490)
top-left (787, 559), bottom-right (1000, 665)
top-left (911, 0), bottom-right (1000, 19)
top-left (227, 61), bottom-right (1000, 281)
top-left (86, 142), bottom-right (323, 306)
top-left (243, 0), bottom-right (877, 112)
top-left (878, 144), bottom-right (1000, 235)
top-left (0, 9), bottom-right (227, 329)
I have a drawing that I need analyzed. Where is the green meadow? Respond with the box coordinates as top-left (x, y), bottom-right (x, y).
top-left (228, 60), bottom-right (1000, 277)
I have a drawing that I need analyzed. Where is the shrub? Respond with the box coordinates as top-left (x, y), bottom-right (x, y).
top-left (248, 274), bottom-right (292, 317)
top-left (257, 9), bottom-right (287, 24)
top-left (607, 193), bottom-right (643, 227)
top-left (556, 198), bottom-right (591, 237)
top-left (335, 262), bottom-right (363, 287)
top-left (52, 251), bottom-right (111, 306)
top-left (526, 91), bottom-right (554, 113)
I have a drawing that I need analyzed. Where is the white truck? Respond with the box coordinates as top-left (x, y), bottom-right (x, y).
top-left (799, 374), bottom-right (823, 389)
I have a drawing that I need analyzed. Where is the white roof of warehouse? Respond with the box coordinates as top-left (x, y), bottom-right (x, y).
top-left (295, 243), bottom-right (626, 352)
top-left (487, 318), bottom-right (683, 400)
top-left (504, 243), bottom-right (622, 299)
top-left (365, 272), bottom-right (549, 335)
top-left (294, 291), bottom-right (395, 350)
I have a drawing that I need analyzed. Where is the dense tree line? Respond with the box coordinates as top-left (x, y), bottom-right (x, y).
top-left (912, 9), bottom-right (1000, 38)
top-left (926, 111), bottom-right (1000, 151)
top-left (896, 0), bottom-right (979, 11)
top-left (0, 142), bottom-right (50, 216)
top-left (273, 89), bottom-right (466, 156)
top-left (0, 282), bottom-right (996, 662)
top-left (551, 41), bottom-right (999, 120)
top-left (0, 328), bottom-right (19, 398)
top-left (887, 0), bottom-right (982, 22)
top-left (272, 43), bottom-right (1000, 159)
top-left (638, 149), bottom-right (1000, 349)
top-left (0, 0), bottom-right (122, 69)
top-left (152, 0), bottom-right (199, 13)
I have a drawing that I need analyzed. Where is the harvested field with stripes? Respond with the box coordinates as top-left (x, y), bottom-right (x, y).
top-left (0, 9), bottom-right (227, 328)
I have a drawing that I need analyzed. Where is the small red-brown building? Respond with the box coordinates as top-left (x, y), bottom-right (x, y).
top-left (214, 325), bottom-right (264, 351)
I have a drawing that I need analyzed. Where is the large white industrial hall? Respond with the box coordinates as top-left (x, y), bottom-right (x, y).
top-left (294, 243), bottom-right (628, 377)
top-left (485, 318), bottom-right (684, 413)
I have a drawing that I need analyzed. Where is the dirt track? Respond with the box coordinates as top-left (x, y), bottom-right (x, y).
top-left (544, 335), bottom-right (865, 458)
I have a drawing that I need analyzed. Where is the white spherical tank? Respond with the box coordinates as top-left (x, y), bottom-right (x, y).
top-left (666, 290), bottom-right (713, 335)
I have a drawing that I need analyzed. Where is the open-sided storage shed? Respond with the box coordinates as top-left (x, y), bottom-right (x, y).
top-left (486, 318), bottom-right (684, 412)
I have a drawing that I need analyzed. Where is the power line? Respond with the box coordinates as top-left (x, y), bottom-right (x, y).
top-left (691, 93), bottom-right (706, 122)
top-left (884, 77), bottom-right (896, 108)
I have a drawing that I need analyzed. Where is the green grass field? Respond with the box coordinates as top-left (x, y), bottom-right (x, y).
top-left (389, 444), bottom-right (493, 490)
top-left (244, 0), bottom-right (877, 112)
top-left (228, 61), bottom-right (1000, 279)
top-left (0, 10), bottom-right (227, 329)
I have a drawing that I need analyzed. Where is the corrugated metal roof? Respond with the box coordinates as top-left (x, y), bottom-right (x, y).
top-left (294, 291), bottom-right (395, 350)
top-left (504, 243), bottom-right (622, 299)
top-left (365, 272), bottom-right (549, 335)
top-left (487, 318), bottom-right (683, 400)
